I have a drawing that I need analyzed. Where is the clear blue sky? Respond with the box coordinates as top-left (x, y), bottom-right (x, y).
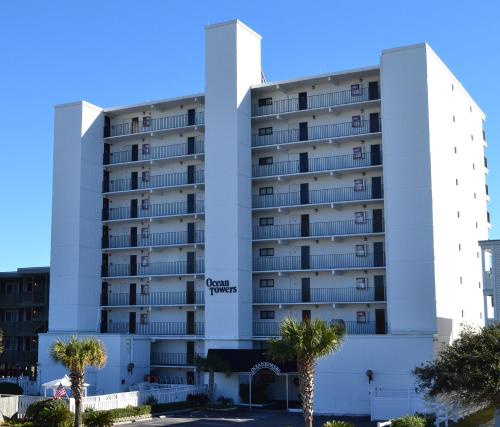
top-left (0, 0), bottom-right (499, 271)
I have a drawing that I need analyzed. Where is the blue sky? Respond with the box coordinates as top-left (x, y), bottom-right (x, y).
top-left (0, 0), bottom-right (499, 270)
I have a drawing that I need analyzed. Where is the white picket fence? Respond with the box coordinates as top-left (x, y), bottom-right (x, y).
top-left (0, 377), bottom-right (38, 395)
top-left (136, 383), bottom-right (209, 405)
top-left (0, 395), bottom-right (21, 418)
top-left (69, 391), bottom-right (139, 413)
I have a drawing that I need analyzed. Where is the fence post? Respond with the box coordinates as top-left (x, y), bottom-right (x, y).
top-left (452, 402), bottom-right (458, 422)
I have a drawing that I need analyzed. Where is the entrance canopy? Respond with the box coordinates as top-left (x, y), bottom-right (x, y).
top-left (207, 349), bottom-right (297, 373)
top-left (41, 375), bottom-right (90, 397)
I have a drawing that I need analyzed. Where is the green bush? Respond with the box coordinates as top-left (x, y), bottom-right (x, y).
top-left (144, 395), bottom-right (158, 406)
top-left (25, 399), bottom-right (52, 422)
top-left (82, 409), bottom-right (114, 427)
top-left (25, 399), bottom-right (73, 427)
top-left (391, 415), bottom-right (426, 427)
top-left (104, 404), bottom-right (151, 419)
top-left (0, 382), bottom-right (24, 395)
top-left (322, 421), bottom-right (355, 427)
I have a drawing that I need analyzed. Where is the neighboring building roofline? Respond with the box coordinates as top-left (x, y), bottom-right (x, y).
top-left (0, 266), bottom-right (50, 278)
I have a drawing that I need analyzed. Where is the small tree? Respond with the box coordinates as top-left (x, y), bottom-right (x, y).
top-left (51, 336), bottom-right (107, 427)
top-left (267, 318), bottom-right (345, 427)
top-left (194, 353), bottom-right (231, 402)
top-left (414, 323), bottom-right (500, 427)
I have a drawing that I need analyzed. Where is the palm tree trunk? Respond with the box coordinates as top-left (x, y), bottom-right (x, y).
top-left (70, 371), bottom-right (84, 427)
top-left (298, 357), bottom-right (315, 427)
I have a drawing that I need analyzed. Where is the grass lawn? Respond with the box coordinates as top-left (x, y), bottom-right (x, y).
top-left (454, 407), bottom-right (494, 427)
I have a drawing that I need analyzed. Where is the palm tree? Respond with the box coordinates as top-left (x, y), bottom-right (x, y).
top-left (51, 336), bottom-right (107, 427)
top-left (267, 318), bottom-right (345, 427)
top-left (194, 352), bottom-right (231, 402)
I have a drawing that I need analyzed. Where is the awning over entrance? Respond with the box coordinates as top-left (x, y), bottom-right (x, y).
top-left (207, 349), bottom-right (297, 373)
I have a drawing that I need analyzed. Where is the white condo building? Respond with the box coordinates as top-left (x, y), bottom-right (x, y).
top-left (39, 20), bottom-right (489, 415)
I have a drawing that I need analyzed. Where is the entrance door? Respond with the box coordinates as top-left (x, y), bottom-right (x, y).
top-left (187, 194), bottom-right (195, 214)
top-left (375, 309), bottom-right (386, 334)
top-left (299, 152), bottom-right (309, 173)
top-left (186, 341), bottom-right (195, 365)
top-left (129, 312), bottom-right (136, 334)
top-left (129, 283), bottom-right (136, 305)
top-left (368, 81), bottom-right (380, 100)
top-left (299, 122), bottom-right (308, 141)
top-left (104, 117), bottom-right (111, 138)
top-left (187, 222), bottom-right (195, 244)
top-left (130, 199), bottom-right (138, 218)
top-left (187, 136), bottom-right (195, 155)
top-left (131, 118), bottom-right (139, 134)
top-left (300, 183), bottom-right (309, 204)
top-left (101, 282), bottom-right (109, 306)
top-left (301, 278), bottom-right (311, 303)
top-left (370, 144), bottom-right (381, 166)
top-left (372, 209), bottom-right (384, 233)
top-left (186, 371), bottom-right (195, 385)
top-left (130, 255), bottom-right (137, 276)
top-left (132, 144), bottom-right (139, 161)
top-left (298, 92), bottom-right (308, 110)
top-left (102, 198), bottom-right (109, 221)
top-left (186, 281), bottom-right (195, 304)
top-left (187, 252), bottom-right (195, 274)
top-left (102, 225), bottom-right (109, 249)
top-left (371, 177), bottom-right (382, 199)
top-left (103, 143), bottom-right (111, 165)
top-left (302, 310), bottom-right (311, 322)
top-left (131, 172), bottom-right (138, 190)
top-left (300, 214), bottom-right (310, 237)
top-left (187, 311), bottom-right (195, 335)
top-left (373, 242), bottom-right (385, 267)
top-left (130, 227), bottom-right (138, 247)
top-left (187, 165), bottom-right (195, 184)
top-left (103, 170), bottom-right (110, 193)
top-left (374, 275), bottom-right (385, 301)
top-left (369, 113), bottom-right (380, 133)
top-left (301, 246), bottom-right (310, 270)
top-left (187, 109), bottom-right (196, 126)
top-left (101, 254), bottom-right (108, 277)
top-left (100, 310), bottom-right (108, 333)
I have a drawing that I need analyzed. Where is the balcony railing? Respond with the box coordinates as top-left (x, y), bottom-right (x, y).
top-left (252, 86), bottom-right (378, 116)
top-left (108, 112), bottom-right (205, 138)
top-left (107, 140), bottom-right (204, 165)
top-left (253, 186), bottom-right (379, 209)
top-left (253, 321), bottom-right (377, 336)
top-left (0, 321), bottom-right (47, 335)
top-left (105, 260), bottom-right (205, 277)
top-left (104, 291), bottom-right (204, 306)
top-left (107, 230), bottom-right (205, 249)
top-left (105, 200), bottom-right (204, 221)
top-left (252, 152), bottom-right (380, 178)
top-left (0, 350), bottom-right (38, 365)
top-left (253, 287), bottom-right (381, 304)
top-left (253, 219), bottom-right (380, 240)
top-left (252, 119), bottom-right (381, 148)
top-left (151, 352), bottom-right (203, 366)
top-left (107, 170), bottom-right (204, 193)
top-left (107, 321), bottom-right (205, 335)
top-left (252, 253), bottom-right (382, 272)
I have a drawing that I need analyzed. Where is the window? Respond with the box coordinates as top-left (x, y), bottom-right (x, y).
top-left (142, 143), bottom-right (150, 155)
top-left (260, 248), bottom-right (274, 257)
top-left (260, 279), bottom-right (275, 288)
top-left (4, 311), bottom-right (18, 322)
top-left (354, 212), bottom-right (366, 224)
top-left (351, 84), bottom-right (362, 96)
top-left (142, 171), bottom-right (150, 182)
top-left (356, 311), bottom-right (367, 323)
top-left (259, 187), bottom-right (273, 196)
top-left (141, 284), bottom-right (149, 295)
top-left (22, 281), bottom-right (33, 293)
top-left (259, 217), bottom-right (274, 226)
top-left (353, 179), bottom-right (365, 191)
top-left (141, 256), bottom-right (149, 267)
top-left (141, 227), bottom-right (150, 239)
top-left (457, 211), bottom-right (460, 218)
top-left (259, 127), bottom-right (273, 136)
top-left (24, 309), bottom-right (32, 321)
top-left (258, 97), bottom-right (272, 107)
top-left (142, 116), bottom-right (151, 128)
top-left (260, 311), bottom-right (275, 320)
top-left (353, 147), bottom-right (363, 159)
top-left (351, 115), bottom-right (362, 127)
top-left (259, 157), bottom-right (273, 165)
top-left (356, 277), bottom-right (367, 290)
top-left (140, 313), bottom-right (149, 324)
top-left (355, 245), bottom-right (367, 257)
top-left (471, 134), bottom-right (474, 141)
top-left (141, 199), bottom-right (150, 210)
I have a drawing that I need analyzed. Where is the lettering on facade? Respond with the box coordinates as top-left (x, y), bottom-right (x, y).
top-left (205, 278), bottom-right (237, 296)
top-left (250, 361), bottom-right (281, 376)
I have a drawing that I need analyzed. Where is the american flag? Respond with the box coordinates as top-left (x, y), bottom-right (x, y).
top-left (53, 384), bottom-right (67, 400)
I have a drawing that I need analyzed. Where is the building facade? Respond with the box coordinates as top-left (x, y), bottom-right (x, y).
top-left (0, 267), bottom-right (49, 377)
top-left (479, 240), bottom-right (499, 323)
top-left (38, 20), bottom-right (489, 414)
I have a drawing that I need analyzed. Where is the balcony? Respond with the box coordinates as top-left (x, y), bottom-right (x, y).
top-left (0, 350), bottom-right (38, 365)
top-left (252, 253), bottom-right (384, 272)
top-left (104, 200), bottom-right (204, 222)
top-left (106, 230), bottom-right (205, 249)
top-left (0, 321), bottom-right (47, 335)
top-left (106, 140), bottom-right (204, 165)
top-left (252, 152), bottom-right (381, 179)
top-left (252, 186), bottom-right (381, 210)
top-left (104, 260), bottom-right (205, 278)
top-left (106, 112), bottom-right (205, 138)
top-left (253, 219), bottom-right (381, 241)
top-left (151, 352), bottom-right (203, 366)
top-left (253, 321), bottom-right (377, 337)
top-left (103, 291), bottom-right (205, 306)
top-left (106, 170), bottom-right (204, 194)
top-left (252, 119), bottom-right (381, 148)
top-left (107, 321), bottom-right (205, 336)
top-left (253, 287), bottom-right (384, 304)
top-left (252, 86), bottom-right (379, 117)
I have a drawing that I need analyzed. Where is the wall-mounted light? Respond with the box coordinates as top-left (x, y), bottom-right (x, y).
top-left (127, 363), bottom-right (135, 374)
top-left (366, 370), bottom-right (373, 384)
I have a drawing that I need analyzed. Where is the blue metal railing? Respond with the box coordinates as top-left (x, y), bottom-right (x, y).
top-left (107, 322), bottom-right (204, 335)
top-left (109, 112), bottom-right (205, 138)
top-left (252, 119), bottom-right (380, 148)
top-left (105, 291), bottom-right (204, 306)
top-left (252, 253), bottom-right (379, 272)
top-left (253, 219), bottom-right (376, 240)
top-left (252, 86), bottom-right (377, 116)
top-left (253, 186), bottom-right (377, 209)
top-left (252, 152), bottom-right (380, 178)
top-left (253, 287), bottom-right (378, 304)
top-left (108, 230), bottom-right (205, 249)
top-left (106, 199), bottom-right (204, 221)
top-left (107, 170), bottom-right (204, 193)
top-left (105, 260), bottom-right (205, 277)
top-left (108, 140), bottom-right (204, 165)
top-left (151, 352), bottom-right (203, 366)
top-left (253, 321), bottom-right (377, 336)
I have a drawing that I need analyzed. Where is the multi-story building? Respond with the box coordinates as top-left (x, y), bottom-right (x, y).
top-left (479, 240), bottom-right (499, 323)
top-left (38, 20), bottom-right (489, 414)
top-left (0, 267), bottom-right (49, 377)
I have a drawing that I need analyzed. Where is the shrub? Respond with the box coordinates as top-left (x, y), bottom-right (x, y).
top-left (391, 415), bottom-right (426, 427)
top-left (0, 382), bottom-right (24, 395)
top-left (216, 396), bottom-right (234, 406)
top-left (144, 395), bottom-right (158, 406)
top-left (186, 393), bottom-right (209, 406)
top-left (82, 409), bottom-right (114, 427)
top-left (26, 399), bottom-right (73, 427)
top-left (322, 421), bottom-right (355, 427)
top-left (414, 412), bottom-right (436, 427)
top-left (25, 399), bottom-right (53, 422)
top-left (104, 404), bottom-right (151, 419)
top-left (239, 382), bottom-right (268, 404)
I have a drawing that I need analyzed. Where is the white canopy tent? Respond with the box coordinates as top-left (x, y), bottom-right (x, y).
top-left (41, 375), bottom-right (90, 397)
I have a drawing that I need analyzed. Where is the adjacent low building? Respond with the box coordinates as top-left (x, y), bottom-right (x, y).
top-left (479, 241), bottom-right (499, 323)
top-left (38, 20), bottom-right (489, 414)
top-left (0, 267), bottom-right (49, 377)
